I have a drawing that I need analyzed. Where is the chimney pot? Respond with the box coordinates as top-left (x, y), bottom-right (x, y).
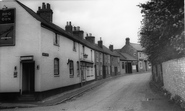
top-left (98, 38), bottom-right (103, 48)
top-left (77, 26), bottom-right (80, 31)
top-left (37, 2), bottom-right (53, 22)
top-left (47, 3), bottom-right (50, 9)
top-left (42, 2), bottom-right (46, 9)
top-left (109, 45), bottom-right (113, 51)
top-left (74, 26), bottom-right (76, 31)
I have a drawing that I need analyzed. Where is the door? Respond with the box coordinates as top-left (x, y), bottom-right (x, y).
top-left (114, 67), bottom-right (118, 75)
top-left (22, 61), bottom-right (35, 94)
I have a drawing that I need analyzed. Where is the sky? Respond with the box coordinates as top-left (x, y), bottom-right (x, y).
top-left (20, 0), bottom-right (148, 49)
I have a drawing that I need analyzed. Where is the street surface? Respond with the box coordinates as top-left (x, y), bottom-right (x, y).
top-left (2, 72), bottom-right (183, 111)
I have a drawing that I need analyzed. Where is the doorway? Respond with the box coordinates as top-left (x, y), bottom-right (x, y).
top-left (126, 62), bottom-right (132, 74)
top-left (22, 61), bottom-right (35, 94)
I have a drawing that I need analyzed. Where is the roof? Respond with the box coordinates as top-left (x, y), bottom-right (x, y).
top-left (114, 51), bottom-right (126, 60)
top-left (130, 43), bottom-right (144, 51)
top-left (102, 45), bottom-right (119, 57)
top-left (120, 53), bottom-right (137, 61)
top-left (16, 0), bottom-right (106, 53)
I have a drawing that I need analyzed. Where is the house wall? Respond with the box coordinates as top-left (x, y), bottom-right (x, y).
top-left (103, 54), bottom-right (111, 77)
top-left (162, 57), bottom-right (185, 101)
top-left (79, 44), bottom-right (95, 82)
top-left (0, 1), bottom-right (41, 92)
top-left (95, 51), bottom-right (103, 80)
top-left (138, 51), bottom-right (151, 72)
top-left (39, 27), bottom-right (81, 91)
top-left (111, 56), bottom-right (120, 75)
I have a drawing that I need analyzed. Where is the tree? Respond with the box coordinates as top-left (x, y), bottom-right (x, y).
top-left (139, 0), bottom-right (184, 64)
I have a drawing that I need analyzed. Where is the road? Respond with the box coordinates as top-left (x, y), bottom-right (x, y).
top-left (3, 72), bottom-right (183, 111)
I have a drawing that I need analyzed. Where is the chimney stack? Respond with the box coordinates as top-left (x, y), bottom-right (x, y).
top-left (126, 38), bottom-right (130, 45)
top-left (85, 33), bottom-right (95, 44)
top-left (37, 2), bottom-right (53, 22)
top-left (109, 45), bottom-right (113, 51)
top-left (65, 21), bottom-right (73, 33)
top-left (73, 26), bottom-right (84, 39)
top-left (98, 37), bottom-right (103, 48)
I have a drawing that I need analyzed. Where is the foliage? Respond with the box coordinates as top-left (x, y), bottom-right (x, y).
top-left (138, 0), bottom-right (184, 64)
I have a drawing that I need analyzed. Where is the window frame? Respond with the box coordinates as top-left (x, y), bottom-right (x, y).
top-left (69, 60), bottom-right (74, 78)
top-left (73, 41), bottom-right (76, 51)
top-left (54, 58), bottom-right (60, 76)
top-left (54, 33), bottom-right (59, 46)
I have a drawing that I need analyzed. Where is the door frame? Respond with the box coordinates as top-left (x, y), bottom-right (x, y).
top-left (20, 60), bottom-right (35, 95)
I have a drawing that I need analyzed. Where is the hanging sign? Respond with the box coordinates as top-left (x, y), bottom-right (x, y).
top-left (0, 8), bottom-right (16, 46)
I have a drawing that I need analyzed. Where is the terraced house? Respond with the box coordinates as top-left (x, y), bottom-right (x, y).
top-left (0, 0), bottom-right (122, 100)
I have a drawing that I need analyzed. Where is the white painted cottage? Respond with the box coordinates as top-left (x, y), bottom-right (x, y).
top-left (0, 0), bottom-right (96, 99)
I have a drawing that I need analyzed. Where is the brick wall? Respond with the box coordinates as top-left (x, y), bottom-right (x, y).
top-left (162, 57), bottom-right (185, 101)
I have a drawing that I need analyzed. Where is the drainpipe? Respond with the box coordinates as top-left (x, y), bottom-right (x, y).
top-left (78, 43), bottom-right (83, 87)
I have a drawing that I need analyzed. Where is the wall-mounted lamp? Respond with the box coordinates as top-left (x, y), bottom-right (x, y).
top-left (2, 5), bottom-right (8, 10)
top-left (37, 65), bottom-right (39, 70)
top-left (67, 59), bottom-right (71, 64)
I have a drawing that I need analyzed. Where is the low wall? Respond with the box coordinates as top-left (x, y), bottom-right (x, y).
top-left (162, 57), bottom-right (185, 101)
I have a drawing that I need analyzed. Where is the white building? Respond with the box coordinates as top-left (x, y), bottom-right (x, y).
top-left (0, 0), bottom-right (96, 98)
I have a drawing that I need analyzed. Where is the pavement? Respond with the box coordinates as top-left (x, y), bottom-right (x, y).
top-left (0, 74), bottom-right (123, 110)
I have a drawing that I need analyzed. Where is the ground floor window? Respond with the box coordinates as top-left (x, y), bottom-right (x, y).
top-left (139, 61), bottom-right (143, 69)
top-left (69, 60), bottom-right (74, 78)
top-left (54, 58), bottom-right (59, 76)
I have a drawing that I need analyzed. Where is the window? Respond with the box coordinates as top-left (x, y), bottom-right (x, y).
top-left (96, 52), bottom-right (99, 62)
top-left (100, 53), bottom-right (102, 62)
top-left (73, 41), bottom-right (76, 51)
top-left (69, 60), bottom-right (74, 78)
top-left (77, 61), bottom-right (79, 77)
top-left (82, 46), bottom-right (85, 55)
top-left (54, 58), bottom-right (59, 76)
top-left (122, 62), bottom-right (125, 69)
top-left (139, 52), bottom-right (141, 57)
top-left (139, 61), bottom-right (143, 69)
top-left (54, 33), bottom-right (59, 46)
top-left (91, 50), bottom-right (92, 61)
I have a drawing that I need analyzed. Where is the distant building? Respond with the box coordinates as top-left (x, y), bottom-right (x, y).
top-left (116, 38), bottom-right (150, 73)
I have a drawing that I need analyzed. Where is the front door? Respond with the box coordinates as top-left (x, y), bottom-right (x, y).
top-left (22, 61), bottom-right (35, 94)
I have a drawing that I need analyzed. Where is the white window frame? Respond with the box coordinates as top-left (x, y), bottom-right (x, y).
top-left (54, 33), bottom-right (59, 46)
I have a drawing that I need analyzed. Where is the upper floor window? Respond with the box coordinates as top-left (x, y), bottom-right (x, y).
top-left (139, 52), bottom-right (142, 57)
top-left (100, 53), bottom-right (102, 62)
top-left (54, 33), bottom-right (59, 46)
top-left (91, 50), bottom-right (93, 61)
top-left (54, 58), bottom-right (59, 76)
top-left (96, 52), bottom-right (99, 62)
top-left (73, 41), bottom-right (76, 51)
top-left (83, 46), bottom-right (85, 55)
